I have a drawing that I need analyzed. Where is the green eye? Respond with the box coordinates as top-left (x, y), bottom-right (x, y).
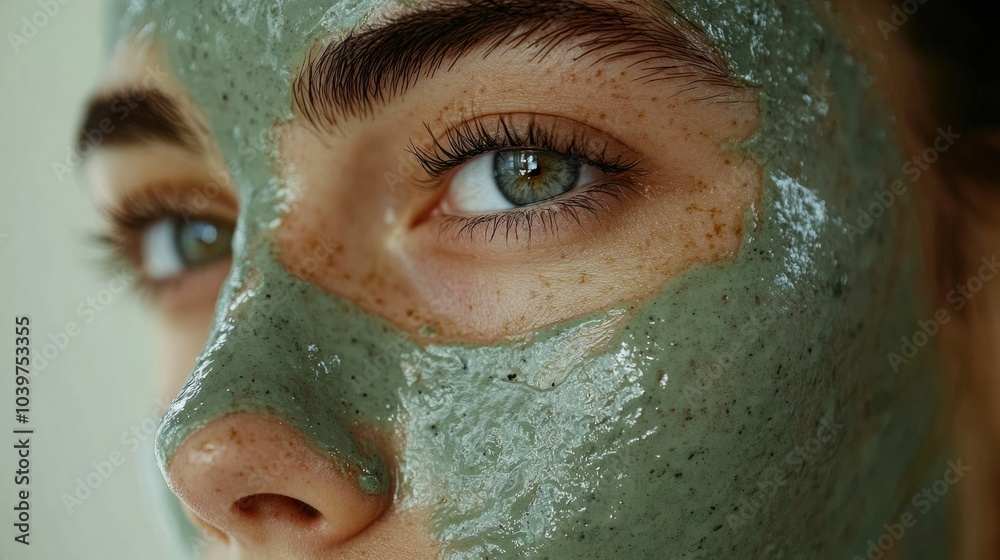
top-left (177, 221), bottom-right (232, 266)
top-left (492, 149), bottom-right (582, 206)
top-left (445, 147), bottom-right (603, 214)
top-left (141, 218), bottom-right (234, 280)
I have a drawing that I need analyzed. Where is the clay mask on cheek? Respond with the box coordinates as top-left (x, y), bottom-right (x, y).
top-left (115, 0), bottom-right (952, 558)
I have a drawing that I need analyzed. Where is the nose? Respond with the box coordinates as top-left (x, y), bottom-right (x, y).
top-left (163, 413), bottom-right (388, 552)
top-left (153, 254), bottom-right (404, 553)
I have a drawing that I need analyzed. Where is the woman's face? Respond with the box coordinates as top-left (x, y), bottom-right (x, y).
top-left (83, 0), bottom-right (948, 558)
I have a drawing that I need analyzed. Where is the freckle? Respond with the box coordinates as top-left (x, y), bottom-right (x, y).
top-left (596, 69), bottom-right (603, 77)
top-left (651, 96), bottom-right (658, 102)
top-left (599, 113), bottom-right (607, 120)
top-left (637, 112), bottom-right (645, 119)
top-left (724, 159), bottom-right (732, 165)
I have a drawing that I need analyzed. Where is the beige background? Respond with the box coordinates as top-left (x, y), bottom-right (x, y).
top-left (1, 0), bottom-right (177, 557)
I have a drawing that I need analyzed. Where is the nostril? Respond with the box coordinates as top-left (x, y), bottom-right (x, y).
top-left (161, 413), bottom-right (388, 550)
top-left (232, 494), bottom-right (322, 523)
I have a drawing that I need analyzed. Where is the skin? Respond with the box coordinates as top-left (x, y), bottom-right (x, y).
top-left (83, 0), bottom-right (955, 558)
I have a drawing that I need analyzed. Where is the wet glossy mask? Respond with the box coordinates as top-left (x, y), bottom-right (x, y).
top-left (112, 0), bottom-right (952, 557)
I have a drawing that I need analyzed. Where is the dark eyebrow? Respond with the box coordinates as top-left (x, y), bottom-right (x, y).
top-left (293, 0), bottom-right (741, 130)
top-left (77, 88), bottom-right (200, 155)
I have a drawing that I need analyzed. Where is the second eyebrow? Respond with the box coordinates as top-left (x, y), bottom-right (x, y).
top-left (293, 0), bottom-right (740, 131)
top-left (78, 88), bottom-right (200, 154)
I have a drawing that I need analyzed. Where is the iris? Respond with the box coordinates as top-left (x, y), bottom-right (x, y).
top-left (492, 149), bottom-right (581, 206)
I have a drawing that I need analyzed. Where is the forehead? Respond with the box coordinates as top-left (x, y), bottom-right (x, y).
top-left (106, 0), bottom-right (392, 131)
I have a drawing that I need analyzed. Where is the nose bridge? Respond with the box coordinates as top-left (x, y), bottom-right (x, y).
top-left (155, 255), bottom-right (398, 497)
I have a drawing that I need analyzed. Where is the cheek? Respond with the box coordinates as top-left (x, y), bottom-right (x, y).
top-left (272, 129), bottom-right (760, 345)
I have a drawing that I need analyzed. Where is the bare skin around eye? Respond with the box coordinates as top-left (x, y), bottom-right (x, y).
top-left (275, 44), bottom-right (761, 344)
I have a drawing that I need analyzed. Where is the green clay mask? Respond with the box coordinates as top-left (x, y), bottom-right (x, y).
top-left (109, 0), bottom-right (952, 557)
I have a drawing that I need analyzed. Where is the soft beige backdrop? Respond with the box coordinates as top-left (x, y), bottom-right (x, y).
top-left (1, 0), bottom-right (177, 558)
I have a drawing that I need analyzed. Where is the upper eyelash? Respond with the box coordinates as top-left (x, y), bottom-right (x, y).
top-left (407, 113), bottom-right (642, 180)
top-left (94, 189), bottom-right (195, 267)
top-left (103, 188), bottom-right (195, 233)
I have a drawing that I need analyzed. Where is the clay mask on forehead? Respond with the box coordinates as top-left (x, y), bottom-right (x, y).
top-left (113, 0), bottom-right (952, 557)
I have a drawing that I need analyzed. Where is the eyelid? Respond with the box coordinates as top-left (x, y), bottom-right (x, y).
top-left (102, 182), bottom-right (238, 234)
top-left (408, 112), bottom-right (643, 182)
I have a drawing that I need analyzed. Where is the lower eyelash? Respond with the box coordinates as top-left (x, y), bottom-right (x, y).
top-left (437, 179), bottom-right (641, 243)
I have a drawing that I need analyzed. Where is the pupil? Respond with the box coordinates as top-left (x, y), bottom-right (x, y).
top-left (176, 220), bottom-right (230, 266)
top-left (515, 152), bottom-right (541, 178)
top-left (194, 223), bottom-right (219, 245)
